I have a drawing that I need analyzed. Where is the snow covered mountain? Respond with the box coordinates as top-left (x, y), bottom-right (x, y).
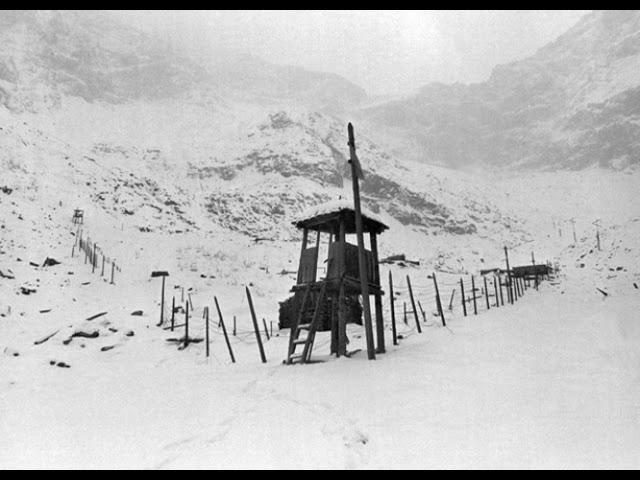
top-left (0, 9), bottom-right (524, 250)
top-left (0, 10), bottom-right (367, 113)
top-left (358, 10), bottom-right (640, 170)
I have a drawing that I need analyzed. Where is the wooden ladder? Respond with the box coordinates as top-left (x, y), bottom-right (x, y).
top-left (286, 282), bottom-right (327, 365)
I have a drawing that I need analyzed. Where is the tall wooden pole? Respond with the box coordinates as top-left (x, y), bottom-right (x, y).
top-left (493, 276), bottom-right (499, 307)
top-left (406, 275), bottom-right (422, 333)
top-left (388, 271), bottom-right (398, 346)
top-left (347, 123), bottom-right (375, 360)
top-left (460, 278), bottom-right (467, 317)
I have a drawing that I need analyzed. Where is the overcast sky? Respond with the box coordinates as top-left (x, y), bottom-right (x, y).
top-left (119, 10), bottom-right (591, 96)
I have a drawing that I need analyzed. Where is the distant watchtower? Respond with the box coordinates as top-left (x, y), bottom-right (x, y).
top-left (72, 208), bottom-right (84, 225)
top-left (281, 199), bottom-right (388, 364)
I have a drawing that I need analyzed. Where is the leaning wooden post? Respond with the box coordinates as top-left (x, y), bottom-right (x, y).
top-left (388, 271), bottom-right (398, 346)
top-left (233, 316), bottom-right (236, 336)
top-left (347, 122), bottom-right (375, 360)
top-left (406, 275), bottom-right (422, 333)
top-left (504, 246), bottom-right (513, 304)
top-left (101, 255), bottom-right (105, 277)
top-left (214, 297), bottom-right (235, 363)
top-left (498, 274), bottom-right (505, 306)
top-left (483, 275), bottom-right (490, 310)
top-left (92, 243), bottom-right (97, 274)
top-left (471, 275), bottom-right (478, 315)
top-left (448, 288), bottom-right (456, 311)
top-left (245, 287), bottom-right (267, 363)
top-left (417, 300), bottom-right (426, 323)
top-left (110, 261), bottom-right (115, 284)
top-left (262, 318), bottom-right (270, 341)
top-left (460, 278), bottom-right (467, 317)
top-left (403, 302), bottom-right (407, 325)
top-left (493, 276), bottom-right (499, 307)
top-left (432, 272), bottom-right (446, 327)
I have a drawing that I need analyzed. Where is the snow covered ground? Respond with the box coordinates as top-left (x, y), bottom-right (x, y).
top-left (2, 168), bottom-right (640, 469)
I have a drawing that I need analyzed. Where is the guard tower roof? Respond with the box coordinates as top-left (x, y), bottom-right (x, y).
top-left (293, 199), bottom-right (389, 235)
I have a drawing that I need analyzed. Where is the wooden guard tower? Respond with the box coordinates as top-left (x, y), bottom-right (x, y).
top-left (72, 208), bottom-right (84, 225)
top-left (284, 200), bottom-right (389, 364)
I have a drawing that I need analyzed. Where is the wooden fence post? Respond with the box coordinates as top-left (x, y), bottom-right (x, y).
top-left (504, 246), bottom-right (513, 305)
top-left (92, 243), bottom-right (97, 274)
top-left (389, 271), bottom-right (398, 346)
top-left (233, 316), bottom-right (236, 336)
top-left (448, 289), bottom-right (455, 311)
top-left (262, 318), bottom-right (270, 341)
top-left (460, 278), bottom-right (467, 317)
top-left (110, 261), bottom-right (115, 285)
top-left (205, 306), bottom-right (210, 358)
top-left (493, 276), bottom-right (499, 307)
top-left (184, 300), bottom-right (190, 347)
top-left (406, 275), bottom-right (422, 333)
top-left (245, 287), bottom-right (267, 363)
top-left (101, 256), bottom-right (105, 277)
top-left (417, 300), bottom-right (427, 323)
top-left (483, 275), bottom-right (490, 310)
top-left (403, 302), bottom-right (407, 325)
top-left (432, 272), bottom-right (446, 327)
top-left (471, 275), bottom-right (477, 315)
top-left (171, 296), bottom-right (175, 331)
top-left (214, 297), bottom-right (236, 363)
